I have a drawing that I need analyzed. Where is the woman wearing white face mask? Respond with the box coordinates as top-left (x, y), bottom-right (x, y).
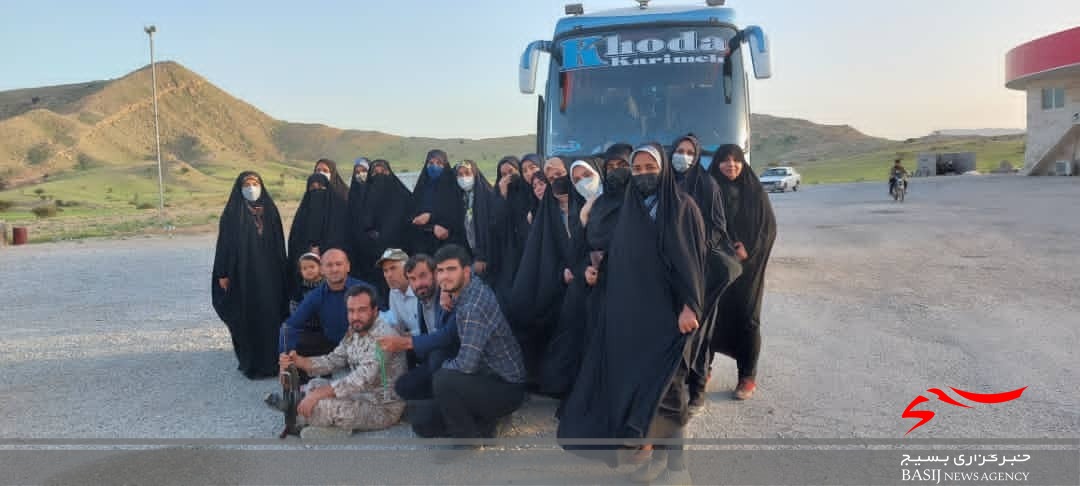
top-left (454, 160), bottom-right (496, 278)
top-left (669, 134), bottom-right (742, 415)
top-left (535, 157), bottom-right (605, 398)
top-left (212, 171), bottom-right (288, 380)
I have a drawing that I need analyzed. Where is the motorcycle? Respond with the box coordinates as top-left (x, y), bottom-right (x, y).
top-left (891, 177), bottom-right (907, 202)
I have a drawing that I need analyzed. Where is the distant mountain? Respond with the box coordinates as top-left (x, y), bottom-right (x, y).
top-left (748, 114), bottom-right (893, 164)
top-left (0, 62), bottom-right (541, 189)
top-left (930, 128), bottom-right (1026, 137)
top-left (0, 61), bottom-right (1014, 194)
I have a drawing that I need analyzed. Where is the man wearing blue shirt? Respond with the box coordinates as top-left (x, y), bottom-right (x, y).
top-left (280, 248), bottom-right (371, 353)
top-left (404, 244), bottom-right (526, 462)
top-left (377, 254), bottom-right (460, 401)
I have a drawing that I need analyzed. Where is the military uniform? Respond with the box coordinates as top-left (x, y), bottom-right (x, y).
top-left (304, 318), bottom-right (407, 431)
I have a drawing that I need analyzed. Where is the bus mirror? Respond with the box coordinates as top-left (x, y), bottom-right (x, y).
top-left (520, 41), bottom-right (552, 94)
top-left (743, 26), bottom-right (772, 80)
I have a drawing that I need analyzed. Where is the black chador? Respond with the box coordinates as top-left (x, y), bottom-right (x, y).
top-left (211, 171), bottom-right (289, 380)
top-left (347, 160), bottom-right (416, 309)
top-left (557, 143), bottom-right (706, 463)
top-left (287, 174), bottom-right (347, 296)
top-left (410, 149), bottom-right (465, 256)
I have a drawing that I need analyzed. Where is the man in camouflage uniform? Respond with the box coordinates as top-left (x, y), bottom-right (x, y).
top-left (279, 284), bottom-right (407, 436)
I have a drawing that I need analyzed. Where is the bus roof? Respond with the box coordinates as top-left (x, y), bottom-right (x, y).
top-left (553, 5), bottom-right (737, 37)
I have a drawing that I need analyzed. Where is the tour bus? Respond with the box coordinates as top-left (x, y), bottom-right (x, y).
top-left (519, 0), bottom-right (771, 168)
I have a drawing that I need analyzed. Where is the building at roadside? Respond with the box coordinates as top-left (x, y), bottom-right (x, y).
top-left (1005, 27), bottom-right (1080, 176)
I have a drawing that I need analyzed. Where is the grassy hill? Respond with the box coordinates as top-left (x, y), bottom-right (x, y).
top-left (0, 61), bottom-right (1026, 242)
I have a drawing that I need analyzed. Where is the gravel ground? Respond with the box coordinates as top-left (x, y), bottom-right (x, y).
top-left (1, 174), bottom-right (1078, 442)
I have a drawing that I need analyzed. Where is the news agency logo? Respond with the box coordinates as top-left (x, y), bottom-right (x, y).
top-left (902, 386), bottom-right (1027, 435)
top-left (560, 30), bottom-right (729, 70)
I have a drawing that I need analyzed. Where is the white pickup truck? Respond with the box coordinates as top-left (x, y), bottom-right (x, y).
top-left (758, 166), bottom-right (801, 193)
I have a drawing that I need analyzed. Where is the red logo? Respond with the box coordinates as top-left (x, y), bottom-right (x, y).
top-left (902, 387), bottom-right (1027, 435)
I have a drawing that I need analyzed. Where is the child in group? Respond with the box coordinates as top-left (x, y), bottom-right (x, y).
top-left (283, 253), bottom-right (334, 381)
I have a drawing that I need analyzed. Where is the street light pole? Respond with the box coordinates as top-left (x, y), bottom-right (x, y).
top-left (144, 24), bottom-right (165, 224)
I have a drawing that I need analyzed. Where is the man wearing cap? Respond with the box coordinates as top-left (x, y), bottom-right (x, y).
top-left (377, 248), bottom-right (421, 338)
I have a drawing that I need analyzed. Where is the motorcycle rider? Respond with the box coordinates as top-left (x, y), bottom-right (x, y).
top-left (889, 159), bottom-right (909, 195)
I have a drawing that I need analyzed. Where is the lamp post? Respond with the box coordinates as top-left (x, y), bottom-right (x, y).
top-left (144, 24), bottom-right (165, 223)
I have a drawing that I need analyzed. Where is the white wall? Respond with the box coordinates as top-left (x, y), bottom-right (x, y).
top-left (1024, 76), bottom-right (1080, 174)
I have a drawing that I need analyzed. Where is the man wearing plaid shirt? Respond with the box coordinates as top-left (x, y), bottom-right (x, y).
top-left (422, 244), bottom-right (526, 460)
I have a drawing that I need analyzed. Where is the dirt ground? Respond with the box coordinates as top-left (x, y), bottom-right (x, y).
top-left (1, 175), bottom-right (1077, 443)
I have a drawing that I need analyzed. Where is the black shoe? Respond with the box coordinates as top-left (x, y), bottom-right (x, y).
top-left (264, 392), bottom-right (286, 412)
top-left (433, 445), bottom-right (480, 464)
top-left (480, 414), bottom-right (514, 438)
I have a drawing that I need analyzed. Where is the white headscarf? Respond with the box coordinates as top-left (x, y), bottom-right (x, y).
top-left (629, 145), bottom-right (663, 168)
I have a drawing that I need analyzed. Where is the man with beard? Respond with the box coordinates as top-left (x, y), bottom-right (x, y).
top-left (212, 171), bottom-right (288, 379)
top-left (279, 249), bottom-right (370, 355)
top-left (415, 244), bottom-right (526, 462)
top-left (378, 254), bottom-right (460, 403)
top-left (277, 285), bottom-right (407, 439)
top-left (411, 150), bottom-right (465, 255)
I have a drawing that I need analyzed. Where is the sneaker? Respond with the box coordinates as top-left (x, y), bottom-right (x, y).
top-left (263, 392), bottom-right (286, 412)
top-left (629, 453), bottom-right (668, 483)
top-left (734, 377), bottom-right (756, 401)
top-left (687, 392), bottom-right (706, 417)
top-left (299, 426), bottom-right (352, 441)
top-left (653, 467), bottom-right (693, 486)
top-left (432, 445), bottom-right (481, 464)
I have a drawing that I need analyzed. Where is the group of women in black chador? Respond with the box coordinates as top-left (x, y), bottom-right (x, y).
top-left (211, 139), bottom-right (776, 473)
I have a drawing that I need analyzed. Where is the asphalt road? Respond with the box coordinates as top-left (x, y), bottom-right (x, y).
top-left (1, 174), bottom-right (1077, 484)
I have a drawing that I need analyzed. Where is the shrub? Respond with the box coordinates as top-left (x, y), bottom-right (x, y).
top-left (136, 202), bottom-right (155, 210)
top-left (27, 143), bottom-right (52, 165)
top-left (76, 153), bottom-right (101, 171)
top-left (166, 135), bottom-right (208, 163)
top-left (33, 188), bottom-right (45, 195)
top-left (32, 205), bottom-right (59, 218)
top-left (0, 200), bottom-right (13, 211)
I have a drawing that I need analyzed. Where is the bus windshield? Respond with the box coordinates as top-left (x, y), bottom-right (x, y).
top-left (545, 26), bottom-right (746, 158)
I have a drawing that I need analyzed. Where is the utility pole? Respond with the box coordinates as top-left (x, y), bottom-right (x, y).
top-left (144, 24), bottom-right (166, 224)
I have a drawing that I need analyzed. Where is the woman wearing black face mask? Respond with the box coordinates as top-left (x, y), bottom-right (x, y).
top-left (490, 156), bottom-right (533, 302)
top-left (558, 142), bottom-right (707, 485)
top-left (312, 158), bottom-right (350, 203)
top-left (537, 155), bottom-right (605, 398)
top-left (507, 158), bottom-right (575, 389)
top-left (348, 159), bottom-right (416, 309)
top-left (411, 149), bottom-right (466, 255)
top-left (287, 174), bottom-right (347, 298)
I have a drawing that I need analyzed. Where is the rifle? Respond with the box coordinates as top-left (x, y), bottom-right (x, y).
top-left (278, 323), bottom-right (302, 438)
top-left (279, 364), bottom-right (301, 439)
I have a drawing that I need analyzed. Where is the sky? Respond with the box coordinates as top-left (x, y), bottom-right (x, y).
top-left (1, 0), bottom-right (1078, 140)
